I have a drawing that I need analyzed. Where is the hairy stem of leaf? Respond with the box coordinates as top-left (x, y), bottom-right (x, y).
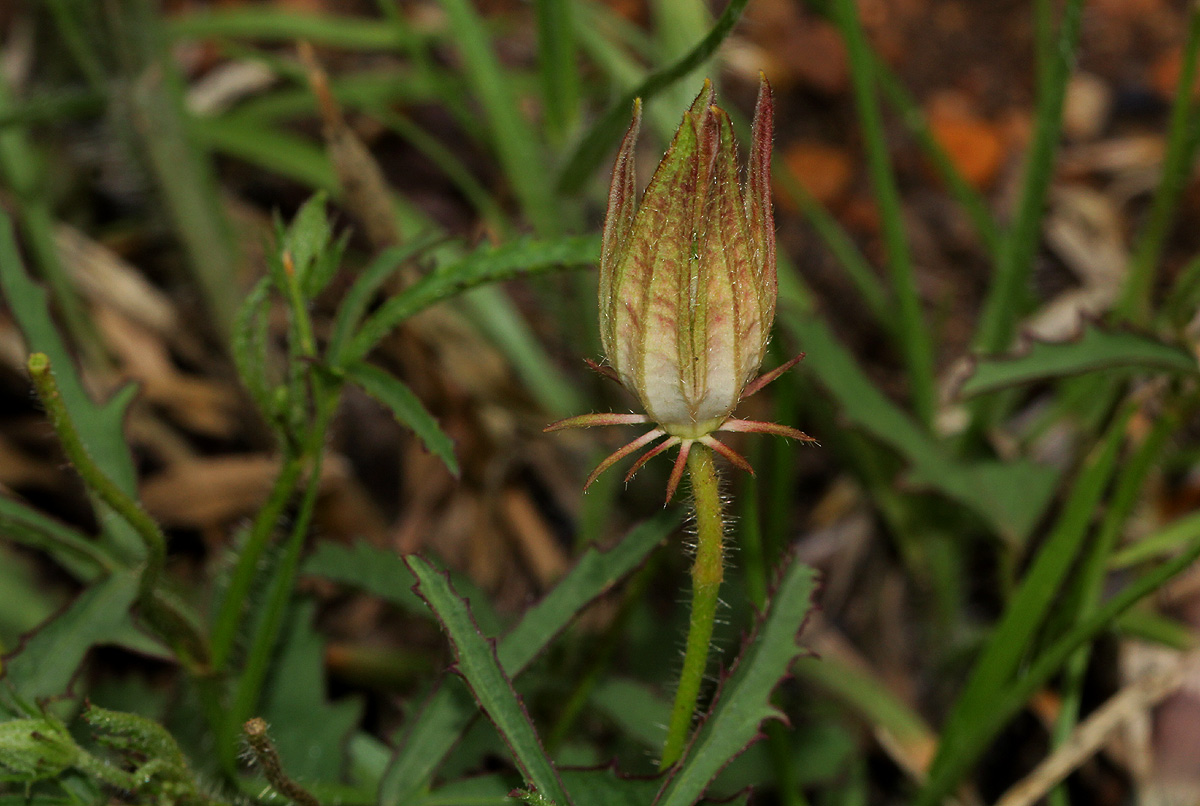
top-left (27, 352), bottom-right (209, 669)
top-left (660, 444), bottom-right (723, 770)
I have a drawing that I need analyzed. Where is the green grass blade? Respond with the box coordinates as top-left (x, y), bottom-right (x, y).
top-left (0, 77), bottom-right (97, 355)
top-left (343, 361), bottom-right (459, 478)
top-left (832, 0), bottom-right (936, 426)
top-left (974, 0), bottom-right (1084, 355)
top-left (772, 165), bottom-right (891, 328)
top-left (536, 0), bottom-right (581, 142)
top-left (875, 65), bottom-right (1002, 256)
top-left (380, 512), bottom-right (676, 805)
top-left (190, 115), bottom-right (339, 192)
top-left (0, 497), bottom-right (116, 582)
top-left (1047, 412), bottom-right (1174, 802)
top-left (957, 323), bottom-right (1199, 398)
top-left (302, 542), bottom-right (428, 618)
top-left (917, 508), bottom-right (1200, 806)
top-left (1117, 4), bottom-right (1200, 323)
top-left (928, 407), bottom-right (1130, 787)
top-left (168, 8), bottom-right (404, 50)
top-left (347, 235), bottom-right (599, 364)
top-left (406, 556), bottom-right (573, 806)
top-left (432, 0), bottom-right (556, 234)
top-left (655, 558), bottom-right (817, 806)
top-left (556, 0), bottom-right (751, 195)
top-left (777, 266), bottom-right (1057, 544)
top-left (0, 213), bottom-right (143, 562)
top-left (327, 241), bottom-right (438, 365)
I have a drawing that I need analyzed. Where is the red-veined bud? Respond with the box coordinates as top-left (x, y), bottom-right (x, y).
top-left (599, 77), bottom-right (776, 440)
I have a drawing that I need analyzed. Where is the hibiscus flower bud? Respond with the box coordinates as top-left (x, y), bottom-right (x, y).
top-left (547, 76), bottom-right (813, 503)
top-left (599, 76), bottom-right (776, 439)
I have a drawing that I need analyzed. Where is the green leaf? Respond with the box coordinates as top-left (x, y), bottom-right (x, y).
top-left (347, 235), bottom-right (600, 364)
top-left (190, 115), bottom-right (338, 192)
top-left (958, 324), bottom-right (1199, 398)
top-left (343, 361), bottom-right (459, 477)
top-left (406, 556), bottom-right (573, 806)
top-left (776, 276), bottom-right (1058, 545)
top-left (380, 512), bottom-right (676, 806)
top-left (0, 496), bottom-right (116, 582)
top-left (925, 409), bottom-right (1130, 798)
top-left (559, 768), bottom-right (662, 806)
top-left (301, 541), bottom-right (428, 617)
top-left (917, 507), bottom-right (1200, 806)
top-left (231, 276), bottom-right (275, 423)
top-left (1, 570), bottom-right (140, 716)
top-left (0, 213), bottom-right (143, 562)
top-left (655, 558), bottom-right (818, 806)
top-left (168, 8), bottom-right (404, 50)
top-left (326, 236), bottom-right (442, 366)
top-left (261, 602), bottom-right (363, 784)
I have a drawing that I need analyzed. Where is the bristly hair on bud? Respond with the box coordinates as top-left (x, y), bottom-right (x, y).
top-left (547, 75), bottom-right (816, 504)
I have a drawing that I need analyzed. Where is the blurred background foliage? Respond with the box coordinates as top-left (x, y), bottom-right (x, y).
top-left (2, 0), bottom-right (1200, 804)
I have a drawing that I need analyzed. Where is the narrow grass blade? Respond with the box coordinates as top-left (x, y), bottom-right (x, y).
top-left (326, 238), bottom-right (445, 366)
top-left (957, 324), bottom-right (1198, 398)
top-left (0, 497), bottom-right (116, 582)
top-left (777, 268), bottom-right (1057, 545)
top-left (168, 8), bottom-right (404, 50)
top-left (536, 0), bottom-right (581, 142)
top-left (875, 65), bottom-right (1002, 256)
top-left (1117, 4), bottom-right (1200, 323)
top-left (655, 558), bottom-right (817, 806)
top-left (432, 0), bottom-right (557, 234)
top-left (124, 20), bottom-right (241, 338)
top-left (556, 0), bottom-right (751, 195)
top-left (974, 0), bottom-right (1084, 355)
top-left (916, 508), bottom-right (1200, 806)
top-left (0, 214), bottom-right (143, 562)
top-left (927, 407), bottom-right (1130, 790)
top-left (302, 542), bottom-right (428, 617)
top-left (347, 235), bottom-right (599, 364)
top-left (380, 512), bottom-right (676, 805)
top-left (832, 0), bottom-right (935, 426)
top-left (190, 115), bottom-right (339, 192)
top-left (343, 361), bottom-right (459, 477)
top-left (407, 556), bottom-right (573, 806)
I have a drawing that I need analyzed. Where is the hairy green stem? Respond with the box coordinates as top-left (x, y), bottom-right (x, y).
top-left (660, 445), bottom-right (723, 770)
top-left (27, 353), bottom-right (208, 668)
top-left (243, 718), bottom-right (321, 806)
top-left (210, 456), bottom-right (305, 670)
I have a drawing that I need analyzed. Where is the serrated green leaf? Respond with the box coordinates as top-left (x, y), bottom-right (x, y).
top-left (285, 193), bottom-right (331, 278)
top-left (380, 512), bottom-right (676, 806)
top-left (261, 601), bottom-right (363, 784)
top-left (327, 236), bottom-right (441, 366)
top-left (958, 324), bottom-right (1199, 398)
top-left (0, 213), bottom-right (143, 562)
top-left (343, 361), bottom-right (458, 477)
top-left (1, 570), bottom-right (140, 717)
top-left (231, 275), bottom-right (274, 421)
top-left (347, 235), bottom-right (600, 363)
top-left (407, 556), bottom-right (572, 806)
top-left (655, 559), bottom-right (818, 806)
